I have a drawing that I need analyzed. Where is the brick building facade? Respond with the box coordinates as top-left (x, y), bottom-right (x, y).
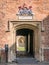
top-left (0, 0), bottom-right (49, 62)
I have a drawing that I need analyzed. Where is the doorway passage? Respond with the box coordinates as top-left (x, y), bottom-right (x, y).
top-left (16, 28), bottom-right (34, 58)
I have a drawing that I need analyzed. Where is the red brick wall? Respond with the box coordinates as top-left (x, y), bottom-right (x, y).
top-left (43, 16), bottom-right (49, 47)
top-left (44, 49), bottom-right (49, 61)
top-left (43, 15), bottom-right (49, 61)
top-left (0, 0), bottom-right (49, 61)
top-left (1, 50), bottom-right (6, 62)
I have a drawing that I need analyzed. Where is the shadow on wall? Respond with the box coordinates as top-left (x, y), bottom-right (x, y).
top-left (43, 15), bottom-right (49, 22)
top-left (9, 43), bottom-right (16, 53)
top-left (43, 15), bottom-right (49, 61)
top-left (0, 43), bottom-right (16, 63)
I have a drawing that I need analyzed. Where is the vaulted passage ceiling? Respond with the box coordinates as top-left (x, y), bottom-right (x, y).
top-left (16, 28), bottom-right (33, 36)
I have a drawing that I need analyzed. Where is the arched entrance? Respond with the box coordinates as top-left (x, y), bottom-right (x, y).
top-left (13, 23), bottom-right (40, 60)
top-left (16, 28), bottom-right (34, 57)
top-left (8, 21), bottom-right (41, 62)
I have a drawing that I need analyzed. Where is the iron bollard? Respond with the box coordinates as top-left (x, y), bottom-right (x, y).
top-left (5, 44), bottom-right (8, 63)
top-left (0, 56), bottom-right (1, 63)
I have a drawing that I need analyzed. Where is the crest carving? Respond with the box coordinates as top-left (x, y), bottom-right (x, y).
top-left (18, 3), bottom-right (33, 16)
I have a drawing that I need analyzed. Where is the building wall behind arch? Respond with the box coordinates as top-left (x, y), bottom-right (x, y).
top-left (0, 0), bottom-right (49, 61)
top-left (43, 16), bottom-right (49, 61)
top-left (0, 0), bottom-right (49, 47)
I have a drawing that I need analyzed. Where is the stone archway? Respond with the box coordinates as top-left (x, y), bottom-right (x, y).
top-left (8, 21), bottom-right (41, 62)
top-left (16, 28), bottom-right (34, 57)
top-left (11, 22), bottom-right (41, 60)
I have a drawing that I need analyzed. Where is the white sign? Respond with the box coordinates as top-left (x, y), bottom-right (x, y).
top-left (19, 16), bottom-right (32, 20)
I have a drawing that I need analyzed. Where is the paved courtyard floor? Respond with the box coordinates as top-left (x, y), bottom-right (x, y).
top-left (0, 58), bottom-right (49, 65)
top-left (0, 63), bottom-right (49, 65)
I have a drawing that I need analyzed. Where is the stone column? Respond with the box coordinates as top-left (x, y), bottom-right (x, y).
top-left (28, 34), bottom-right (30, 53)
